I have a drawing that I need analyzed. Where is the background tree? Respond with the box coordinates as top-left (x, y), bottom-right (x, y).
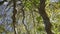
top-left (0, 0), bottom-right (60, 34)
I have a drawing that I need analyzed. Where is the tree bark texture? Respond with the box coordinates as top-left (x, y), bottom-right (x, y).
top-left (39, 0), bottom-right (54, 34)
top-left (12, 0), bottom-right (17, 34)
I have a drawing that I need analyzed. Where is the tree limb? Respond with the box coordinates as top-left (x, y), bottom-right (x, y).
top-left (12, 0), bottom-right (17, 34)
top-left (38, 0), bottom-right (54, 34)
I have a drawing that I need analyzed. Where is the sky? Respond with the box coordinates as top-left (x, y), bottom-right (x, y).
top-left (0, 1), bottom-right (13, 33)
top-left (50, 0), bottom-right (59, 2)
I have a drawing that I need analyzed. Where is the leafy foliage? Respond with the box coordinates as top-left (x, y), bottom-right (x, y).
top-left (0, 0), bottom-right (60, 34)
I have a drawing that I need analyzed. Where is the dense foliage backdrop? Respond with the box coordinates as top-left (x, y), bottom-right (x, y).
top-left (0, 0), bottom-right (60, 34)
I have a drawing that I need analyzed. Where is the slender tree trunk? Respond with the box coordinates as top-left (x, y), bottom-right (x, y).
top-left (38, 0), bottom-right (54, 34)
top-left (20, 0), bottom-right (30, 34)
top-left (22, 9), bottom-right (30, 34)
top-left (12, 0), bottom-right (17, 34)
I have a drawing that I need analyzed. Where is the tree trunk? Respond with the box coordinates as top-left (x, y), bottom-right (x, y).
top-left (12, 0), bottom-right (17, 34)
top-left (38, 0), bottom-right (54, 34)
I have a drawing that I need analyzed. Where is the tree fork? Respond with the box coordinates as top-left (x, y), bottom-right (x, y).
top-left (38, 0), bottom-right (54, 34)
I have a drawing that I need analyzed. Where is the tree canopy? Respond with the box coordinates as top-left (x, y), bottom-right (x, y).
top-left (0, 0), bottom-right (60, 34)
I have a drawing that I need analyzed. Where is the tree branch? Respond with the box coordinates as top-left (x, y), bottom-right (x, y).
top-left (38, 0), bottom-right (54, 34)
top-left (20, 0), bottom-right (30, 34)
top-left (12, 0), bottom-right (17, 34)
top-left (22, 6), bottom-right (30, 34)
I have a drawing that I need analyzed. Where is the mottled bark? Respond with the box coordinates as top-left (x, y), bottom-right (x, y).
top-left (38, 0), bottom-right (54, 34)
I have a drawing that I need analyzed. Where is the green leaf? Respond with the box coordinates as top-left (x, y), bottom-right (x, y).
top-left (36, 16), bottom-right (42, 21)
